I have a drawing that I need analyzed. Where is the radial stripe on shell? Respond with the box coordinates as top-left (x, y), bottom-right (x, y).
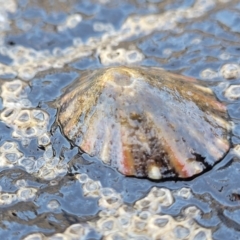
top-left (58, 66), bottom-right (231, 180)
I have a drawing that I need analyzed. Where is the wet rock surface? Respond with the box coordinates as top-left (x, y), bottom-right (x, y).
top-left (0, 0), bottom-right (240, 239)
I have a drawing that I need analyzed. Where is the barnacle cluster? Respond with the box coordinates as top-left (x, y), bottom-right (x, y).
top-left (0, 0), bottom-right (225, 82)
top-left (23, 174), bottom-right (212, 240)
top-left (0, 179), bottom-right (37, 206)
top-left (1, 80), bottom-right (49, 144)
top-left (0, 80), bottom-right (67, 180)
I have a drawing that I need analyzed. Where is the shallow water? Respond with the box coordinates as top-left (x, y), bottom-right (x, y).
top-left (1, 0), bottom-right (240, 239)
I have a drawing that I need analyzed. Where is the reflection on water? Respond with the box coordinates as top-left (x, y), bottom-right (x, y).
top-left (0, 0), bottom-right (240, 239)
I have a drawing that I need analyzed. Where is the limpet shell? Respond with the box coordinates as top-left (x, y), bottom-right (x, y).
top-left (58, 66), bottom-right (230, 180)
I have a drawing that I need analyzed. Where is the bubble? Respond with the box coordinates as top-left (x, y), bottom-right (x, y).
top-left (220, 64), bottom-right (240, 80)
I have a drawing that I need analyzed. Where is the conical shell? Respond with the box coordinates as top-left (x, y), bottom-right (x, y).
top-left (58, 66), bottom-right (230, 180)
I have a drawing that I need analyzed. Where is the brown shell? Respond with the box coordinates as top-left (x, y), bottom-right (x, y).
top-left (58, 66), bottom-right (230, 180)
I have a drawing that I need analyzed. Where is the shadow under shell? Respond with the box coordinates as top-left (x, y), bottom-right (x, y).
top-left (57, 66), bottom-right (231, 180)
